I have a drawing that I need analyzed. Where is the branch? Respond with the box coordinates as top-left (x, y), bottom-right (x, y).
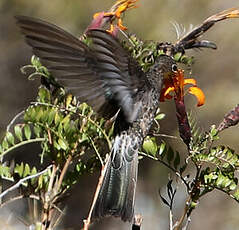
top-left (169, 209), bottom-right (173, 230)
top-left (1, 138), bottom-right (45, 158)
top-left (89, 136), bottom-right (104, 166)
top-left (6, 110), bottom-right (25, 132)
top-left (57, 155), bottom-right (72, 191)
top-left (152, 133), bottom-right (178, 139)
top-left (173, 197), bottom-right (191, 230)
top-left (0, 165), bottom-right (52, 200)
top-left (83, 156), bottom-right (109, 230)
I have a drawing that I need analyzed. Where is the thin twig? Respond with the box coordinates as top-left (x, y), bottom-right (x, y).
top-left (47, 164), bottom-right (58, 194)
top-left (0, 165), bottom-right (52, 200)
top-left (119, 29), bottom-right (136, 47)
top-left (6, 110), bottom-right (25, 132)
top-left (169, 209), bottom-right (173, 230)
top-left (55, 141), bottom-right (78, 194)
top-left (47, 129), bottom-right (52, 145)
top-left (173, 196), bottom-right (191, 230)
top-left (1, 138), bottom-right (45, 158)
top-left (42, 164), bottom-right (58, 230)
top-left (89, 137), bottom-right (104, 166)
top-left (83, 156), bottom-right (109, 230)
top-left (152, 133), bottom-right (178, 139)
top-left (182, 216), bottom-right (191, 230)
top-left (57, 155), bottom-right (72, 191)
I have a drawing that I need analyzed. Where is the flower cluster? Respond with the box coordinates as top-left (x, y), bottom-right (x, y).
top-left (88, 0), bottom-right (138, 33)
top-left (160, 69), bottom-right (205, 107)
top-left (160, 69), bottom-right (205, 146)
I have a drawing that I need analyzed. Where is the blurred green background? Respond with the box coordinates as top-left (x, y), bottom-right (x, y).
top-left (0, 0), bottom-right (239, 229)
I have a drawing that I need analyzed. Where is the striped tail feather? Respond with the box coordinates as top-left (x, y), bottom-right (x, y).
top-left (92, 131), bottom-right (139, 222)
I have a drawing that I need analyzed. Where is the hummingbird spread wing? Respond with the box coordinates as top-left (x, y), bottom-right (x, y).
top-left (15, 16), bottom-right (148, 123)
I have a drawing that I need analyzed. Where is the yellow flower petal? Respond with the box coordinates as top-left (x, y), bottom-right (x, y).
top-left (118, 18), bottom-right (127, 30)
top-left (94, 0), bottom-right (138, 32)
top-left (106, 24), bottom-right (115, 33)
top-left (184, 78), bottom-right (197, 86)
top-left (188, 86), bottom-right (205, 107)
top-left (164, 86), bottom-right (175, 97)
top-left (93, 12), bottom-right (101, 19)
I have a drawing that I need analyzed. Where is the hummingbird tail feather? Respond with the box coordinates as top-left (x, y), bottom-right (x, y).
top-left (92, 132), bottom-right (139, 222)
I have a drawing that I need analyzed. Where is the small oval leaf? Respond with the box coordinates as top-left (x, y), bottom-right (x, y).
top-left (14, 125), bottom-right (23, 142)
top-left (58, 138), bottom-right (68, 151)
top-left (6, 132), bottom-right (15, 146)
top-left (24, 125), bottom-right (31, 140)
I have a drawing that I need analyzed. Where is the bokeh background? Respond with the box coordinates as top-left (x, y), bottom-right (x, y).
top-left (0, 0), bottom-right (239, 229)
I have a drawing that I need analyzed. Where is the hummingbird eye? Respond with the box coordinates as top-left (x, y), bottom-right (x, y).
top-left (172, 64), bottom-right (178, 73)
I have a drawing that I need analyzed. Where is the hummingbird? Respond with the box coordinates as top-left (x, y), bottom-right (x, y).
top-left (15, 16), bottom-right (178, 222)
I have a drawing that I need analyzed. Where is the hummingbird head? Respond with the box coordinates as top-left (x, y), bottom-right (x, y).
top-left (146, 54), bottom-right (178, 93)
top-left (150, 54), bottom-right (178, 81)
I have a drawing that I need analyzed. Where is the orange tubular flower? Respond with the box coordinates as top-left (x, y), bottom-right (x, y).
top-left (160, 69), bottom-right (205, 107)
top-left (93, 0), bottom-right (138, 32)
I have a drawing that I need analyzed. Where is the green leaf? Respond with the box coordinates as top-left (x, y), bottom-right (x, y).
top-left (221, 177), bottom-right (232, 188)
top-left (25, 109), bottom-right (32, 121)
top-left (174, 52), bottom-right (182, 62)
top-left (34, 126), bottom-right (42, 138)
top-left (76, 163), bottom-right (82, 172)
top-left (14, 125), bottom-right (23, 142)
top-left (31, 167), bottom-right (37, 175)
top-left (54, 112), bottom-right (61, 125)
top-left (6, 132), bottom-right (15, 146)
top-left (233, 189), bottom-right (239, 200)
top-left (31, 167), bottom-right (38, 184)
top-left (58, 138), bottom-right (68, 151)
top-left (2, 139), bottom-right (9, 150)
top-left (66, 94), bottom-right (73, 108)
top-left (204, 172), bottom-right (217, 184)
top-left (158, 141), bottom-right (166, 157)
top-left (48, 109), bottom-right (56, 125)
top-left (31, 55), bottom-right (40, 66)
top-left (209, 125), bottom-right (219, 140)
top-left (23, 163), bottom-right (31, 177)
top-left (24, 125), bottom-right (31, 140)
top-left (38, 175), bottom-right (43, 189)
top-left (229, 182), bottom-right (237, 191)
top-left (0, 165), bottom-right (11, 177)
top-left (215, 174), bottom-right (225, 187)
top-left (38, 87), bottom-right (51, 102)
top-left (155, 113), bottom-right (165, 121)
top-left (53, 140), bottom-right (61, 150)
top-left (142, 137), bottom-right (158, 156)
top-left (61, 115), bottom-right (70, 125)
top-left (14, 163), bottom-right (24, 177)
top-left (41, 109), bottom-right (50, 123)
top-left (35, 108), bottom-right (44, 122)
